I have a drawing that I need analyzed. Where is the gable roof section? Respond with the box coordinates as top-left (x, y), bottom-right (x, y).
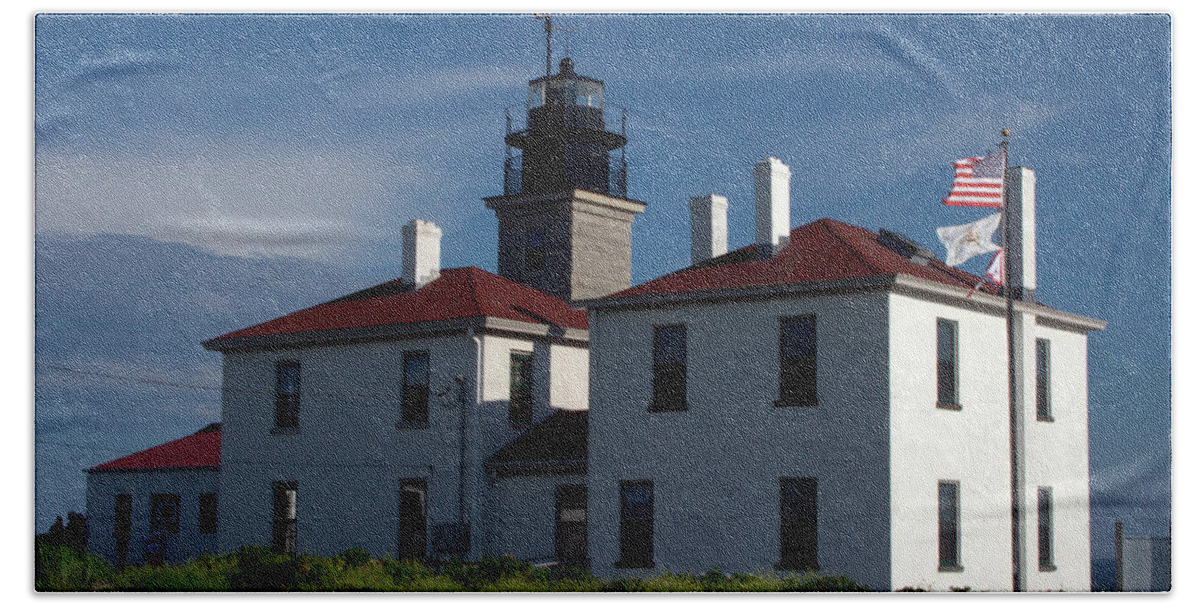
top-left (89, 424), bottom-right (221, 472)
top-left (487, 409), bottom-right (587, 477)
top-left (608, 219), bottom-right (997, 300)
top-left (206, 267), bottom-right (588, 348)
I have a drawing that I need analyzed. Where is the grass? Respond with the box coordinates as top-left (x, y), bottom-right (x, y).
top-left (35, 546), bottom-right (869, 592)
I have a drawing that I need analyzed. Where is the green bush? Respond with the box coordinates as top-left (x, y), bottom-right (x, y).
top-left (112, 555), bottom-right (235, 592)
top-left (35, 544), bottom-right (112, 591)
top-left (338, 547), bottom-right (372, 569)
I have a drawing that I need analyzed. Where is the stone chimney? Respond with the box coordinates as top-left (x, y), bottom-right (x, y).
top-left (754, 157), bottom-right (791, 251)
top-left (401, 219), bottom-right (442, 289)
top-left (1005, 167), bottom-right (1037, 301)
top-left (689, 194), bottom-right (729, 265)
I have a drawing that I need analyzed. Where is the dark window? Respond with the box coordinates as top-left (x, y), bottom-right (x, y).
top-left (1036, 339), bottom-right (1052, 421)
top-left (509, 352), bottom-right (533, 425)
top-left (402, 352), bottom-right (430, 424)
top-left (936, 319), bottom-right (959, 407)
top-left (617, 481), bottom-right (653, 568)
top-left (525, 231), bottom-right (546, 272)
top-left (150, 494), bottom-right (180, 534)
top-left (556, 484), bottom-right (588, 566)
top-left (938, 481), bottom-right (961, 570)
top-left (778, 316), bottom-right (817, 407)
top-left (651, 326), bottom-right (687, 412)
top-left (198, 493), bottom-right (218, 534)
top-left (398, 479), bottom-right (427, 560)
top-left (275, 361), bottom-right (301, 428)
top-left (113, 494), bottom-right (132, 540)
top-left (1038, 487), bottom-right (1055, 569)
top-left (272, 482), bottom-right (298, 555)
top-left (779, 477), bottom-right (819, 570)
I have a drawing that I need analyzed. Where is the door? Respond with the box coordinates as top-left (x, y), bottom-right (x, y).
top-left (398, 479), bottom-right (427, 560)
top-left (555, 484), bottom-right (587, 566)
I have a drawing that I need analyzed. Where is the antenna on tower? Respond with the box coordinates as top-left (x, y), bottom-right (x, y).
top-left (533, 14), bottom-right (555, 78)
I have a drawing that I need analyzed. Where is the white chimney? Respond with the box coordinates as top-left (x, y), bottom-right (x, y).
top-left (402, 219), bottom-right (442, 289)
top-left (754, 157), bottom-right (791, 251)
top-left (689, 194), bottom-right (728, 265)
top-left (1005, 167), bottom-right (1037, 301)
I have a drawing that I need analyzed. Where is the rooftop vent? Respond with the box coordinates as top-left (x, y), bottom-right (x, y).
top-left (878, 229), bottom-right (936, 266)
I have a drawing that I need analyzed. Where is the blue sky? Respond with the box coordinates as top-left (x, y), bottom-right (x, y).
top-left (33, 12), bottom-right (1170, 563)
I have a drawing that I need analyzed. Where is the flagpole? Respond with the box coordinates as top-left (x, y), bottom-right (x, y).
top-left (1000, 128), bottom-right (1024, 592)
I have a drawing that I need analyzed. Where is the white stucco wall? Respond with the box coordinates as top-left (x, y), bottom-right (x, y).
top-left (888, 293), bottom-right (1012, 591)
top-left (85, 468), bottom-right (220, 565)
top-left (587, 291), bottom-right (893, 588)
top-left (1023, 321), bottom-right (1091, 591)
top-left (217, 328), bottom-right (589, 560)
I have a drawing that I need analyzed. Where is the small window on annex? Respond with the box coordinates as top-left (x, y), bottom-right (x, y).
top-left (936, 319), bottom-right (959, 408)
top-left (618, 481), bottom-right (654, 568)
top-left (509, 352), bottom-right (534, 425)
top-left (402, 352), bottom-right (430, 425)
top-left (199, 493), bottom-right (218, 534)
top-left (938, 481), bottom-right (962, 571)
top-left (651, 325), bottom-right (687, 412)
top-left (1036, 339), bottom-right (1052, 421)
top-left (778, 316), bottom-right (817, 407)
top-left (275, 360), bottom-right (301, 429)
top-left (150, 493), bottom-right (181, 534)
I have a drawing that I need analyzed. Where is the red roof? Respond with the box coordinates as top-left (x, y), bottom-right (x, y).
top-left (90, 426), bottom-right (221, 472)
top-left (611, 219), bottom-right (998, 299)
top-left (210, 267), bottom-right (588, 342)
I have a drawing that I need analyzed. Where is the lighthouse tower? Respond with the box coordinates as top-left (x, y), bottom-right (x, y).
top-left (484, 44), bottom-right (646, 303)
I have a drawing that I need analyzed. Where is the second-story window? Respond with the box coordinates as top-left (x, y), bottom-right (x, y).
top-left (1036, 339), bottom-right (1053, 421)
top-left (275, 361), bottom-right (301, 429)
top-left (651, 325), bottom-right (687, 412)
top-left (778, 316), bottom-right (817, 407)
top-left (525, 231), bottom-right (546, 273)
top-left (936, 319), bottom-right (959, 408)
top-left (402, 352), bottom-right (430, 425)
top-left (509, 352), bottom-right (533, 425)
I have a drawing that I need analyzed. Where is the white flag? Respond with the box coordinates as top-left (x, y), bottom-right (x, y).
top-left (984, 249), bottom-right (1004, 285)
top-left (936, 213), bottom-right (1001, 267)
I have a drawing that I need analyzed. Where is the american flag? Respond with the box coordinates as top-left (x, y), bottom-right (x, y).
top-left (942, 149), bottom-right (1005, 207)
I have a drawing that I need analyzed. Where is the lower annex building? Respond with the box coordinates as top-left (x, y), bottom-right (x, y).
top-left (84, 50), bottom-right (1104, 591)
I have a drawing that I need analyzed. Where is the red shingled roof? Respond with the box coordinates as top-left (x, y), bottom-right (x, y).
top-left (612, 219), bottom-right (997, 299)
top-left (212, 266), bottom-right (588, 342)
top-left (90, 425), bottom-right (221, 472)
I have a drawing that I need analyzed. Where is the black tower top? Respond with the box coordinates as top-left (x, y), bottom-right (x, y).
top-left (504, 57), bottom-right (627, 197)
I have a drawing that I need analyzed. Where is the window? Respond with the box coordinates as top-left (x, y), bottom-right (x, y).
top-left (779, 477), bottom-right (819, 570)
top-left (778, 316), bottom-right (817, 407)
top-left (556, 484), bottom-right (588, 565)
top-left (398, 479), bottom-right (427, 560)
top-left (651, 326), bottom-right (687, 412)
top-left (150, 494), bottom-right (180, 534)
top-left (617, 481), bottom-right (654, 568)
top-left (509, 352), bottom-right (533, 425)
top-left (525, 231), bottom-right (546, 273)
top-left (275, 360), bottom-right (301, 429)
top-left (938, 481), bottom-right (962, 570)
top-left (936, 319), bottom-right (959, 408)
top-left (1036, 339), bottom-right (1053, 421)
top-left (113, 494), bottom-right (132, 540)
top-left (1038, 487), bottom-right (1055, 570)
top-left (199, 493), bottom-right (218, 534)
top-left (401, 352), bottom-right (430, 425)
top-left (272, 482), bottom-right (298, 555)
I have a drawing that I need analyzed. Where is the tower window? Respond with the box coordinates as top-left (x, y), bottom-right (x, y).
top-left (273, 482), bottom-right (298, 555)
top-left (525, 231), bottom-right (546, 273)
top-left (1038, 487), bottom-right (1055, 570)
top-left (509, 352), bottom-right (533, 425)
top-left (617, 481), bottom-right (654, 568)
top-left (938, 481), bottom-right (962, 571)
top-left (199, 493), bottom-right (218, 534)
top-left (1036, 339), bottom-right (1052, 421)
top-left (779, 477), bottom-right (819, 570)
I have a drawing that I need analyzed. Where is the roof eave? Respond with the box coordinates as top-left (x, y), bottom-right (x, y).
top-left (87, 465), bottom-right (221, 474)
top-left (204, 315), bottom-right (589, 353)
